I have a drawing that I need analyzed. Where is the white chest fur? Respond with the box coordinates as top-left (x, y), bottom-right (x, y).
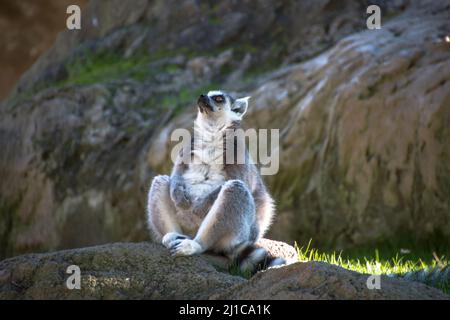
top-left (183, 164), bottom-right (225, 201)
top-left (182, 121), bottom-right (226, 201)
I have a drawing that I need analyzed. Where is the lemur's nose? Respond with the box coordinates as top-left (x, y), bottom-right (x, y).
top-left (197, 94), bottom-right (213, 112)
top-left (198, 94), bottom-right (209, 103)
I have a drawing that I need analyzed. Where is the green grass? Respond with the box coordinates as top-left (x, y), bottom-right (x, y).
top-left (226, 238), bottom-right (449, 295)
top-left (228, 262), bottom-right (253, 279)
top-left (296, 239), bottom-right (449, 294)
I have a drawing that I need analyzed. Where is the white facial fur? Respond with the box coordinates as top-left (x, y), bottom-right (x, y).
top-left (196, 90), bottom-right (250, 130)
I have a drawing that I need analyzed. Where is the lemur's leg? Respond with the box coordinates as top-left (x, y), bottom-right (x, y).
top-left (146, 175), bottom-right (188, 247)
top-left (170, 180), bottom-right (256, 256)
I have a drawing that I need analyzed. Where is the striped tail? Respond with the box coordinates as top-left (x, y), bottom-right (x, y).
top-left (234, 244), bottom-right (286, 274)
top-left (388, 265), bottom-right (449, 287)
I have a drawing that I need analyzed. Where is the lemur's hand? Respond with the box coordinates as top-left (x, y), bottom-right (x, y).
top-left (192, 186), bottom-right (221, 218)
top-left (170, 184), bottom-right (192, 210)
top-left (192, 201), bottom-right (206, 218)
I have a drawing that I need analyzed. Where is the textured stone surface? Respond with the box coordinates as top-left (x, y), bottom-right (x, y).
top-left (1, 242), bottom-right (447, 300)
top-left (0, 0), bottom-right (88, 100)
top-left (0, 84), bottom-right (165, 257)
top-left (0, 242), bottom-right (245, 299)
top-left (215, 261), bottom-right (449, 300)
top-left (13, 0), bottom-right (406, 97)
top-left (254, 2), bottom-right (450, 246)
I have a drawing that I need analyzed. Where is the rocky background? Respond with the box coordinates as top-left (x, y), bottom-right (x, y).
top-left (0, 0), bottom-right (449, 260)
top-left (0, 0), bottom-right (88, 100)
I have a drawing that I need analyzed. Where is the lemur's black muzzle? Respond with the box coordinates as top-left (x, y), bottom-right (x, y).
top-left (197, 94), bottom-right (213, 113)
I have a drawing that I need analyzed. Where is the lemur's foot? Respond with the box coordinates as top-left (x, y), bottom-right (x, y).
top-left (170, 239), bottom-right (203, 256)
top-left (162, 232), bottom-right (188, 248)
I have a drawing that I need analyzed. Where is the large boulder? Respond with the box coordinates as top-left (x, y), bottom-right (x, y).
top-left (12, 0), bottom-right (407, 97)
top-left (0, 241), bottom-right (447, 300)
top-left (215, 261), bottom-right (449, 300)
top-left (0, 84), bottom-right (163, 257)
top-left (0, 242), bottom-right (245, 299)
top-left (256, 2), bottom-right (450, 246)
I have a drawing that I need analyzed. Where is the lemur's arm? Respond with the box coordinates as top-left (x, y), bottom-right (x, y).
top-left (169, 151), bottom-right (192, 210)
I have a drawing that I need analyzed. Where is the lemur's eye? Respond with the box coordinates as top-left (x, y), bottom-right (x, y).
top-left (213, 95), bottom-right (224, 103)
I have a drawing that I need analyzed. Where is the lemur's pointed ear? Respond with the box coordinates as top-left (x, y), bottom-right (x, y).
top-left (232, 96), bottom-right (250, 117)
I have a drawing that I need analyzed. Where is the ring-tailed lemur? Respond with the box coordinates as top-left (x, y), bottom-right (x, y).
top-left (146, 90), bottom-right (284, 273)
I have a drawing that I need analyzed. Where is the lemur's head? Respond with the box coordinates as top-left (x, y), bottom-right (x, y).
top-left (197, 90), bottom-right (250, 126)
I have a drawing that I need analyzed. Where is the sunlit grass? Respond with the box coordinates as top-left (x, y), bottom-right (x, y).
top-left (225, 239), bottom-right (449, 295)
top-left (295, 239), bottom-right (449, 294)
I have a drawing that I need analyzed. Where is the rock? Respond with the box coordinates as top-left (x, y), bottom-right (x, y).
top-left (11, 0), bottom-right (408, 98)
top-left (186, 49), bottom-right (233, 81)
top-left (1, 242), bottom-right (447, 300)
top-left (0, 0), bottom-right (88, 100)
top-left (214, 261), bottom-right (449, 300)
top-left (250, 2), bottom-right (450, 246)
top-left (0, 84), bottom-right (165, 257)
top-left (0, 242), bottom-right (245, 299)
